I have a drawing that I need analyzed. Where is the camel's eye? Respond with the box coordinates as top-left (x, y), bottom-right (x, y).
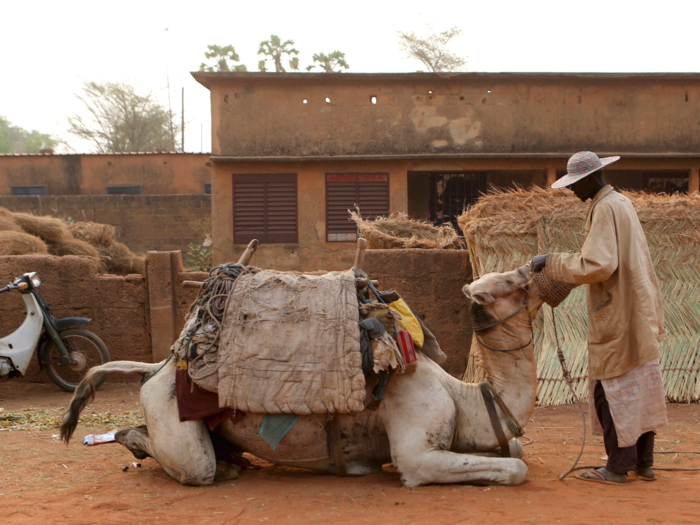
top-left (506, 280), bottom-right (513, 286)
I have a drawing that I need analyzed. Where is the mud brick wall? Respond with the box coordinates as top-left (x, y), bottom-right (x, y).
top-left (0, 194), bottom-right (211, 254)
top-left (0, 255), bottom-right (149, 381)
top-left (364, 249), bottom-right (473, 377)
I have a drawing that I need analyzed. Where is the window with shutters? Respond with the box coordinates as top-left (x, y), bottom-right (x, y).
top-left (326, 173), bottom-right (390, 242)
top-left (233, 174), bottom-right (298, 244)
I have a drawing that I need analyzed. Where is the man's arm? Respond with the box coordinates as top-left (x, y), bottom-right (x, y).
top-left (544, 204), bottom-right (618, 285)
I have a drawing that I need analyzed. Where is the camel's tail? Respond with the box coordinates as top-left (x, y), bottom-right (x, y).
top-left (60, 360), bottom-right (163, 444)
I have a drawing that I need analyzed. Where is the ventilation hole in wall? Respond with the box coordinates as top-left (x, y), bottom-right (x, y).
top-left (481, 97), bottom-right (487, 104)
top-left (428, 96), bottom-right (432, 100)
top-left (578, 95), bottom-right (582, 104)
top-left (235, 93), bottom-right (240, 100)
top-left (107, 162), bottom-right (112, 166)
top-left (685, 91), bottom-right (689, 102)
top-left (370, 96), bottom-right (377, 105)
top-left (459, 96), bottom-right (465, 101)
top-left (224, 95), bottom-right (229, 104)
top-left (325, 97), bottom-right (331, 103)
top-left (163, 162), bottom-right (167, 165)
top-left (303, 99), bottom-right (308, 104)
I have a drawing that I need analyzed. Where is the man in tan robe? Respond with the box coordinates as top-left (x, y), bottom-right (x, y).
top-left (531, 151), bottom-right (667, 485)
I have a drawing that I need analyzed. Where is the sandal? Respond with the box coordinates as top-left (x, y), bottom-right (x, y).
top-left (576, 468), bottom-right (627, 485)
top-left (635, 467), bottom-right (656, 481)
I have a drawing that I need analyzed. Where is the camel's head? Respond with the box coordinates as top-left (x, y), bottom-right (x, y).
top-left (463, 265), bottom-right (546, 341)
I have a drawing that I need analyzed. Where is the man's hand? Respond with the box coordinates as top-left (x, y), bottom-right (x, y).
top-left (531, 254), bottom-right (549, 273)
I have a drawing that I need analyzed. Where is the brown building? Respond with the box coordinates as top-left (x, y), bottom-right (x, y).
top-left (0, 152), bottom-right (211, 196)
top-left (194, 72), bottom-right (700, 271)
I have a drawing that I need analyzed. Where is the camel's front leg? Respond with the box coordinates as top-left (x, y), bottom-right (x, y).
top-left (139, 359), bottom-right (219, 485)
top-left (382, 367), bottom-right (527, 487)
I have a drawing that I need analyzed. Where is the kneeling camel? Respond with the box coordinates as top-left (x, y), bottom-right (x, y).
top-left (61, 265), bottom-right (545, 487)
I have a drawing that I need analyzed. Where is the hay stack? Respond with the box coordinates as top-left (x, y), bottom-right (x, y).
top-left (0, 231), bottom-right (49, 255)
top-left (0, 208), bottom-right (21, 232)
top-left (351, 211), bottom-right (462, 250)
top-left (50, 239), bottom-right (100, 258)
top-left (69, 220), bottom-right (144, 274)
top-left (460, 188), bottom-right (700, 405)
top-left (13, 213), bottom-right (73, 244)
top-left (68, 221), bottom-right (117, 246)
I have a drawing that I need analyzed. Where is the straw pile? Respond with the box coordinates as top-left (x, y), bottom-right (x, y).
top-left (0, 208), bottom-right (145, 274)
top-left (350, 210), bottom-right (462, 249)
top-left (460, 187), bottom-right (700, 404)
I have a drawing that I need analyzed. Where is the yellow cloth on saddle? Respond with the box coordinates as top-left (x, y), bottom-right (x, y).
top-left (388, 298), bottom-right (424, 348)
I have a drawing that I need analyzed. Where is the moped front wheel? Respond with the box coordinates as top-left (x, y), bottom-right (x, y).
top-left (42, 329), bottom-right (111, 393)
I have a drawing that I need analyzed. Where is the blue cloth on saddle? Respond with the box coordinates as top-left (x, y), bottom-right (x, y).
top-left (259, 413), bottom-right (300, 450)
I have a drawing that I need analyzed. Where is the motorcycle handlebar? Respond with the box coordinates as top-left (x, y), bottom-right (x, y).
top-left (0, 285), bottom-right (13, 294)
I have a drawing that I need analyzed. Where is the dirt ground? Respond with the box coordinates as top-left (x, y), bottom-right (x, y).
top-left (0, 381), bottom-right (699, 525)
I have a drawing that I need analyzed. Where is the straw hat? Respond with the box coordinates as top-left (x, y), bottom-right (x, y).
top-left (552, 151), bottom-right (620, 189)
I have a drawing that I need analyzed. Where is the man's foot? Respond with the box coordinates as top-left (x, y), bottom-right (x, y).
top-left (576, 468), bottom-right (627, 485)
top-left (635, 467), bottom-right (656, 481)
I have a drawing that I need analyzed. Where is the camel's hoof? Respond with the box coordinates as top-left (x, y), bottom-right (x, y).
top-left (214, 460), bottom-right (240, 482)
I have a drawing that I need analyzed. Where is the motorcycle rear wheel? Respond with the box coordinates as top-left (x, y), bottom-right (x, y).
top-left (42, 329), bottom-right (111, 393)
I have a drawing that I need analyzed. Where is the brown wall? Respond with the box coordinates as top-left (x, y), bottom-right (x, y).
top-left (0, 194), bottom-right (211, 254)
top-left (0, 153), bottom-right (211, 196)
top-left (196, 72), bottom-right (700, 157)
top-left (364, 249), bottom-right (473, 377)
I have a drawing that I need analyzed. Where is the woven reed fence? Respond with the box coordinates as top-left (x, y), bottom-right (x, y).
top-left (459, 187), bottom-right (700, 405)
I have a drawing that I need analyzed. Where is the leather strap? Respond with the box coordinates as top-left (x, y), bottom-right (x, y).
top-left (480, 382), bottom-right (511, 458)
top-left (328, 416), bottom-right (347, 476)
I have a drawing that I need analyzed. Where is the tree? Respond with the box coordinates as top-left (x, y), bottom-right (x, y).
top-left (257, 35), bottom-right (299, 73)
top-left (0, 116), bottom-right (55, 153)
top-left (67, 81), bottom-right (181, 153)
top-left (199, 44), bottom-right (247, 72)
top-left (305, 51), bottom-right (349, 73)
top-left (398, 26), bottom-right (467, 72)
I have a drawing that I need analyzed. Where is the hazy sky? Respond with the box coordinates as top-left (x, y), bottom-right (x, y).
top-left (2, 0), bottom-right (698, 153)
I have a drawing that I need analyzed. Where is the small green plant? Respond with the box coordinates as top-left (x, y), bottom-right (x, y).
top-left (185, 234), bottom-right (213, 271)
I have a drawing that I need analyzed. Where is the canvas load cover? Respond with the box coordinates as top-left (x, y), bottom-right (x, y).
top-left (216, 269), bottom-right (366, 415)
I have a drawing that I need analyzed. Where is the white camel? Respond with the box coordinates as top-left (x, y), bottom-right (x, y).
top-left (61, 265), bottom-right (545, 487)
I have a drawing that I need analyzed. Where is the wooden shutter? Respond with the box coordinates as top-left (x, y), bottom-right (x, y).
top-left (233, 174), bottom-right (297, 244)
top-left (326, 174), bottom-right (389, 242)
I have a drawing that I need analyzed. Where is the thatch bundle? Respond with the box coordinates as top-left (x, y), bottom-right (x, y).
top-left (50, 239), bottom-right (100, 258)
top-left (0, 231), bottom-right (49, 255)
top-left (460, 187), bottom-right (700, 404)
top-left (0, 207), bottom-right (145, 274)
top-left (12, 212), bottom-right (73, 244)
top-left (0, 208), bottom-right (21, 232)
top-left (68, 221), bottom-right (117, 246)
top-left (351, 211), bottom-right (462, 250)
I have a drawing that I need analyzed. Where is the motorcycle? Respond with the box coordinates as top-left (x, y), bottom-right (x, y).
top-left (0, 272), bottom-right (110, 392)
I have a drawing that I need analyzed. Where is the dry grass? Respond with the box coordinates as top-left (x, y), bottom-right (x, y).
top-left (351, 210), bottom-right (462, 250)
top-left (49, 238), bottom-right (100, 258)
top-left (68, 221), bottom-right (117, 246)
top-left (460, 187), bottom-right (700, 404)
top-left (0, 231), bottom-right (49, 255)
top-left (12, 213), bottom-right (73, 244)
top-left (97, 242), bottom-right (145, 274)
top-left (0, 208), bottom-right (21, 232)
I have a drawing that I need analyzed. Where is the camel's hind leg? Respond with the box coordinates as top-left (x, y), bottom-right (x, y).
top-left (138, 359), bottom-right (217, 486)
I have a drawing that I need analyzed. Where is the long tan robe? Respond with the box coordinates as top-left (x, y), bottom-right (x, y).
top-left (545, 185), bottom-right (667, 445)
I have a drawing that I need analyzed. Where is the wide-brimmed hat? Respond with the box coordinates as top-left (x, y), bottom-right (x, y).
top-left (552, 151), bottom-right (620, 189)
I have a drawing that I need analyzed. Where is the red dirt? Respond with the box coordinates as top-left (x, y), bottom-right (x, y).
top-left (1, 381), bottom-right (699, 525)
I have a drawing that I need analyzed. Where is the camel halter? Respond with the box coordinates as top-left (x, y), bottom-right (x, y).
top-left (472, 292), bottom-right (533, 353)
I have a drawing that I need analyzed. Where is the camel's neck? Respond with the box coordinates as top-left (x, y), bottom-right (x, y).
top-left (453, 297), bottom-right (542, 449)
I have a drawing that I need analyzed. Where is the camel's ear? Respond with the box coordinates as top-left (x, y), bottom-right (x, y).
top-left (462, 284), bottom-right (471, 299)
top-left (471, 291), bottom-right (495, 305)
